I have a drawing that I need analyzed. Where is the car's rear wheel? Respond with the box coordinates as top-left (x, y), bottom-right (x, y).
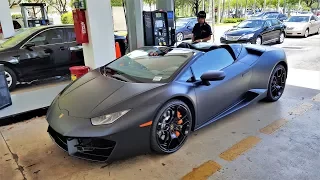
top-left (304, 29), bottom-right (309, 38)
top-left (265, 64), bottom-right (287, 102)
top-left (4, 66), bottom-right (17, 91)
top-left (176, 33), bottom-right (184, 42)
top-left (255, 36), bottom-right (262, 45)
top-left (151, 100), bottom-right (192, 154)
top-left (277, 32), bottom-right (285, 44)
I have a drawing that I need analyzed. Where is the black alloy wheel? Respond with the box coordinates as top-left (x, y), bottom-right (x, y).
top-left (265, 64), bottom-right (287, 102)
top-left (151, 100), bottom-right (192, 154)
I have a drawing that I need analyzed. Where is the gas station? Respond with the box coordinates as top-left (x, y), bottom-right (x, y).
top-left (1, 0), bottom-right (320, 180)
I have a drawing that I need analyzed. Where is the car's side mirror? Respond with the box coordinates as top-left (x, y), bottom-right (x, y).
top-left (23, 42), bottom-right (35, 49)
top-left (200, 70), bottom-right (226, 86)
top-left (311, 20), bottom-right (315, 23)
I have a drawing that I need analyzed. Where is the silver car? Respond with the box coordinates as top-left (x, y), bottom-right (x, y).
top-left (284, 15), bottom-right (320, 37)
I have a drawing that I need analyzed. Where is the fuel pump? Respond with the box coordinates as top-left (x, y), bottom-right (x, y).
top-left (20, 3), bottom-right (49, 28)
top-left (142, 10), bottom-right (176, 46)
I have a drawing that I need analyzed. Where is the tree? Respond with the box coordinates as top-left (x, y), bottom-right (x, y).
top-left (143, 0), bottom-right (156, 10)
top-left (8, 0), bottom-right (22, 8)
top-left (302, 0), bottom-right (317, 7)
top-left (46, 0), bottom-right (68, 15)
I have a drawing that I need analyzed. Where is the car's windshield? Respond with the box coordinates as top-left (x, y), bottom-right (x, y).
top-left (176, 19), bottom-right (190, 27)
top-left (265, 14), bottom-right (278, 18)
top-left (252, 12), bottom-right (265, 17)
top-left (101, 47), bottom-right (194, 83)
top-left (287, 16), bottom-right (310, 22)
top-left (237, 20), bottom-right (264, 28)
top-left (0, 27), bottom-right (43, 48)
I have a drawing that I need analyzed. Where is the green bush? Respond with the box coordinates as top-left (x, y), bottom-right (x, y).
top-left (111, 0), bottom-right (123, 6)
top-left (222, 18), bottom-right (245, 23)
top-left (61, 12), bottom-right (74, 24)
top-left (11, 14), bottom-right (22, 19)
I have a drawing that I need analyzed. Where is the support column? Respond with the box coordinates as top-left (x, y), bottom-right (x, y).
top-left (82, 0), bottom-right (115, 69)
top-left (0, 0), bottom-right (14, 39)
top-left (124, 0), bottom-right (144, 51)
top-left (156, 0), bottom-right (174, 11)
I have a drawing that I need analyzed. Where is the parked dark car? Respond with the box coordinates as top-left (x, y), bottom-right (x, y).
top-left (175, 17), bottom-right (197, 41)
top-left (264, 13), bottom-right (288, 22)
top-left (0, 25), bottom-right (127, 91)
top-left (220, 18), bottom-right (286, 45)
top-left (46, 43), bottom-right (287, 162)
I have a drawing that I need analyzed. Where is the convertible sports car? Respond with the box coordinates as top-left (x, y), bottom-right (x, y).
top-left (46, 42), bottom-right (288, 162)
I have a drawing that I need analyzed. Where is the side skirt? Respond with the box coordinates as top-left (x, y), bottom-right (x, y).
top-left (195, 89), bottom-right (267, 131)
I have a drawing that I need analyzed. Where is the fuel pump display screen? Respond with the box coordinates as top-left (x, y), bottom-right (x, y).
top-left (155, 20), bottom-right (163, 28)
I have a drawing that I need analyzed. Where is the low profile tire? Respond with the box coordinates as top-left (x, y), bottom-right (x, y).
top-left (255, 36), bottom-right (262, 45)
top-left (265, 64), bottom-right (287, 102)
top-left (277, 32), bottom-right (285, 44)
top-left (176, 32), bottom-right (184, 42)
top-left (4, 66), bottom-right (17, 91)
top-left (151, 100), bottom-right (192, 154)
top-left (304, 29), bottom-right (309, 38)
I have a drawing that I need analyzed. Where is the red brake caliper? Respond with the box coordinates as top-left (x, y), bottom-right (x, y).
top-left (176, 111), bottom-right (183, 137)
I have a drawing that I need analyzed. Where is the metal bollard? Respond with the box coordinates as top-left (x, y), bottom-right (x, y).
top-left (0, 64), bottom-right (12, 110)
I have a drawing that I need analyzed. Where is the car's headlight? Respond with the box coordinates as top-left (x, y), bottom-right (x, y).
top-left (240, 33), bottom-right (255, 39)
top-left (91, 109), bottom-right (130, 126)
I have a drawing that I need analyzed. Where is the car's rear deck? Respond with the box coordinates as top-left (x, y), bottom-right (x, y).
top-left (1, 83), bottom-right (319, 180)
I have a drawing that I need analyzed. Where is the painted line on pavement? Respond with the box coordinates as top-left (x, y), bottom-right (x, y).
top-left (288, 102), bottom-right (313, 116)
top-left (181, 160), bottom-right (222, 180)
top-left (219, 136), bottom-right (261, 162)
top-left (260, 119), bottom-right (288, 135)
top-left (312, 93), bottom-right (320, 102)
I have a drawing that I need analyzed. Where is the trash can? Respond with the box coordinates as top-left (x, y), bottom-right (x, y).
top-left (0, 64), bottom-right (12, 110)
top-left (69, 66), bottom-right (90, 81)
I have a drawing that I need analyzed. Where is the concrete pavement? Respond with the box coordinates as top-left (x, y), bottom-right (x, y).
top-left (1, 29), bottom-right (320, 180)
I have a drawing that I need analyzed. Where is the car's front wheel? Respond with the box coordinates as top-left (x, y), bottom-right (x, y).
top-left (265, 64), bottom-right (287, 102)
top-left (151, 100), bottom-right (192, 154)
top-left (277, 32), bottom-right (285, 44)
top-left (304, 29), bottom-right (309, 38)
top-left (255, 36), bottom-right (262, 45)
top-left (4, 66), bottom-right (17, 91)
top-left (176, 33), bottom-right (184, 42)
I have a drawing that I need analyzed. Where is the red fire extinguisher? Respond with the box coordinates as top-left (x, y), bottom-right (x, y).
top-left (72, 9), bottom-right (89, 44)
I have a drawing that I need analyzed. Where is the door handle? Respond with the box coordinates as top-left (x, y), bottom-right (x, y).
top-left (59, 46), bottom-right (66, 51)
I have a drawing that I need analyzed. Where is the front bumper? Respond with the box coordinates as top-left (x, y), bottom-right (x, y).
top-left (285, 29), bottom-right (305, 36)
top-left (220, 37), bottom-right (255, 44)
top-left (48, 124), bottom-right (152, 162)
top-left (46, 96), bottom-right (159, 162)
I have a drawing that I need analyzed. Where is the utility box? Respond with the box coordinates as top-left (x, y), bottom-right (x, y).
top-left (0, 64), bottom-right (12, 110)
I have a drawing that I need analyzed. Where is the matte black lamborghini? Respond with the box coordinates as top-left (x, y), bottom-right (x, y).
top-left (46, 42), bottom-right (288, 162)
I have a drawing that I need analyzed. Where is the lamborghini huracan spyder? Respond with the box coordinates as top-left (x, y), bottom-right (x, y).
top-left (46, 43), bottom-right (287, 162)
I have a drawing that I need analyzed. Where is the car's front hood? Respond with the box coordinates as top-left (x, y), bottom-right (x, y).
top-left (225, 28), bottom-right (259, 36)
top-left (57, 70), bottom-right (164, 118)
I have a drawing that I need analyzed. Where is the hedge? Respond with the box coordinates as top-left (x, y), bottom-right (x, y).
top-left (222, 18), bottom-right (246, 23)
top-left (61, 12), bottom-right (74, 24)
top-left (12, 14), bottom-right (22, 19)
top-left (111, 0), bottom-right (123, 6)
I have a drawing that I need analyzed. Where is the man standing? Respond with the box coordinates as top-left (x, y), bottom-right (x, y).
top-left (192, 11), bottom-right (213, 43)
